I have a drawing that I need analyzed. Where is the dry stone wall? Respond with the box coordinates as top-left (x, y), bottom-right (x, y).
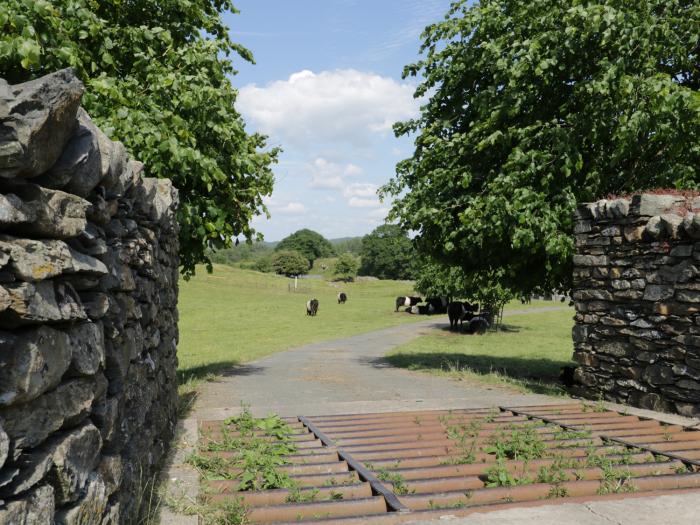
top-left (571, 193), bottom-right (700, 417)
top-left (0, 69), bottom-right (179, 523)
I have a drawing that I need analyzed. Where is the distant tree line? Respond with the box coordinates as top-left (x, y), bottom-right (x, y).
top-left (207, 224), bottom-right (419, 282)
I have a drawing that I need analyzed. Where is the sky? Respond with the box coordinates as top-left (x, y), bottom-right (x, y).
top-left (224, 0), bottom-right (453, 242)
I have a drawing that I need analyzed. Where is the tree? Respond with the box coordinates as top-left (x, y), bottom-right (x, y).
top-left (275, 229), bottom-right (335, 268)
top-left (270, 250), bottom-right (308, 277)
top-left (332, 237), bottom-right (363, 255)
top-left (382, 0), bottom-right (699, 296)
top-left (333, 253), bottom-right (359, 282)
top-left (359, 224), bottom-right (417, 280)
top-left (1, 0), bottom-right (278, 276)
top-left (414, 259), bottom-right (514, 310)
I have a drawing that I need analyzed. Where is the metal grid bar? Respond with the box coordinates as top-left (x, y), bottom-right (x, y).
top-left (502, 405), bottom-right (700, 470)
top-left (298, 415), bottom-right (410, 514)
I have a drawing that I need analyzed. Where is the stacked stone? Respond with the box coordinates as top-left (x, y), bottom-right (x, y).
top-left (571, 193), bottom-right (700, 417)
top-left (0, 70), bottom-right (179, 523)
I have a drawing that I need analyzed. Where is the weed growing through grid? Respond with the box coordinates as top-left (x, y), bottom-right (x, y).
top-left (485, 458), bottom-right (533, 487)
top-left (485, 423), bottom-right (547, 461)
top-left (190, 408), bottom-right (298, 491)
top-left (442, 417), bottom-right (484, 464)
top-left (376, 469), bottom-right (414, 495)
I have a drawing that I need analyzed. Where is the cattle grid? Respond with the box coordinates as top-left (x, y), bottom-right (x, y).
top-left (197, 404), bottom-right (700, 523)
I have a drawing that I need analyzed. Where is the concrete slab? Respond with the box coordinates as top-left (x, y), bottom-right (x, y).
top-left (404, 492), bottom-right (700, 525)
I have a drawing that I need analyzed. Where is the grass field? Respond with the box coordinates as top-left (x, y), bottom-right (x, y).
top-left (178, 264), bottom-right (422, 382)
top-left (177, 265), bottom-right (574, 405)
top-left (385, 308), bottom-right (575, 396)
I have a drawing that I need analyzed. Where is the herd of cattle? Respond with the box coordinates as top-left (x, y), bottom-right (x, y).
top-left (395, 295), bottom-right (491, 334)
top-left (306, 293), bottom-right (490, 333)
top-left (305, 292), bottom-right (347, 316)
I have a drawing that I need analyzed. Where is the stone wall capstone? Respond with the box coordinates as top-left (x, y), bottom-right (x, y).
top-left (571, 192), bottom-right (700, 417)
top-left (0, 69), bottom-right (179, 524)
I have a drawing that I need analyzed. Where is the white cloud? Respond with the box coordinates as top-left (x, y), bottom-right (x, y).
top-left (348, 196), bottom-right (382, 208)
top-left (238, 69), bottom-right (419, 147)
top-left (308, 158), bottom-right (365, 190)
top-left (343, 183), bottom-right (379, 199)
top-left (343, 164), bottom-right (363, 177)
top-left (275, 202), bottom-right (307, 214)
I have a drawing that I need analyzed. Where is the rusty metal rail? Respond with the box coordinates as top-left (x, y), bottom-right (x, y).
top-left (298, 415), bottom-right (410, 514)
top-left (197, 404), bottom-right (700, 524)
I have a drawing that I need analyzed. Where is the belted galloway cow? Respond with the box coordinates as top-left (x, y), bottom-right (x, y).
top-left (395, 296), bottom-right (422, 312)
top-left (306, 298), bottom-right (319, 316)
top-left (447, 301), bottom-right (479, 330)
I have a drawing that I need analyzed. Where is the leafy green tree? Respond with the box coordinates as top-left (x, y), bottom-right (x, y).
top-left (383, 0), bottom-right (699, 295)
top-left (1, 0), bottom-right (278, 276)
top-left (415, 259), bottom-right (514, 310)
top-left (270, 250), bottom-right (308, 277)
top-left (275, 229), bottom-right (335, 268)
top-left (359, 224), bottom-right (417, 280)
top-left (333, 253), bottom-right (359, 282)
top-left (332, 237), bottom-right (363, 255)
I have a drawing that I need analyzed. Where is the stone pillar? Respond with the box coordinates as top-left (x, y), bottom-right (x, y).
top-left (0, 69), bottom-right (179, 524)
top-left (571, 193), bottom-right (700, 416)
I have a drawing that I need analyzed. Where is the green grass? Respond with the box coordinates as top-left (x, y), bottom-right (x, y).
top-left (178, 264), bottom-right (423, 384)
top-left (385, 308), bottom-right (575, 396)
top-left (307, 257), bottom-right (339, 279)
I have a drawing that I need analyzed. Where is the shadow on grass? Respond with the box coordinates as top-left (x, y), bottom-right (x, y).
top-left (382, 352), bottom-right (573, 396)
top-left (176, 360), bottom-right (265, 417)
top-left (434, 323), bottom-right (523, 334)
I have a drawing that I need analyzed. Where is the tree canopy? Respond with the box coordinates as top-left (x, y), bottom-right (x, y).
top-left (414, 259), bottom-right (514, 309)
top-left (382, 0), bottom-right (700, 295)
top-left (275, 229), bottom-right (335, 268)
top-left (359, 224), bottom-right (418, 280)
top-left (1, 0), bottom-right (278, 276)
top-left (333, 253), bottom-right (359, 282)
top-left (270, 250), bottom-right (309, 277)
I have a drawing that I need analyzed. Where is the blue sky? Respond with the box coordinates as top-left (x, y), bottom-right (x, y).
top-left (225, 0), bottom-right (453, 241)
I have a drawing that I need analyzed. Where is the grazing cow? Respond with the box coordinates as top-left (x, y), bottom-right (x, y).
top-left (306, 298), bottom-right (319, 316)
top-left (426, 297), bottom-right (449, 314)
top-left (447, 301), bottom-right (479, 331)
top-left (467, 315), bottom-right (490, 334)
top-left (408, 304), bottom-right (430, 315)
top-left (395, 296), bottom-right (422, 312)
top-left (338, 292), bottom-right (347, 304)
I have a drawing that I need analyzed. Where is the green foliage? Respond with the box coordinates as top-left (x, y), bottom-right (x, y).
top-left (331, 237), bottom-right (363, 255)
top-left (333, 253), bottom-right (359, 282)
top-left (208, 242), bottom-right (275, 266)
top-left (358, 224), bottom-right (418, 280)
top-left (485, 424), bottom-right (546, 461)
top-left (188, 407), bottom-right (297, 491)
top-left (275, 229), bottom-right (335, 268)
top-left (270, 250), bottom-right (309, 277)
top-left (376, 469), bottom-right (413, 495)
top-left (415, 259), bottom-right (514, 308)
top-left (0, 0), bottom-right (278, 277)
top-left (383, 0), bottom-right (700, 295)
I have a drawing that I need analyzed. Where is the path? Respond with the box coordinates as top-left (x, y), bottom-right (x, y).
top-left (193, 307), bottom-right (567, 420)
top-left (164, 307), bottom-right (700, 525)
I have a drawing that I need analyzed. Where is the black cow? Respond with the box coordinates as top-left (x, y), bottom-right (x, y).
top-left (407, 304), bottom-right (430, 315)
top-left (338, 292), bottom-right (347, 304)
top-left (306, 298), bottom-right (319, 316)
top-left (426, 297), bottom-right (449, 314)
top-left (395, 296), bottom-right (422, 312)
top-left (447, 301), bottom-right (479, 331)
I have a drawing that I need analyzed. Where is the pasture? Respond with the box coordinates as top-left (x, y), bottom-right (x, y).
top-left (177, 265), bottom-right (573, 396)
top-left (177, 264), bottom-right (421, 383)
top-left (386, 308), bottom-right (575, 396)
